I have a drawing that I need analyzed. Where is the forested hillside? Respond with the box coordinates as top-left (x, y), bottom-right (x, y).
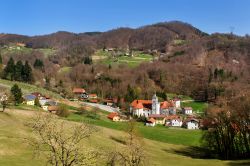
top-left (0, 21), bottom-right (250, 102)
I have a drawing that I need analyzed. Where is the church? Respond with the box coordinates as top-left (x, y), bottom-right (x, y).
top-left (130, 94), bottom-right (178, 117)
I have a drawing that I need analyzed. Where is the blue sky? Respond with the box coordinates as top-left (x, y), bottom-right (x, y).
top-left (1, 0), bottom-right (249, 36)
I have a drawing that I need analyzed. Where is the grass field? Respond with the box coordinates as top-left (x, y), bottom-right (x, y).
top-left (0, 79), bottom-right (62, 99)
top-left (0, 108), bottom-right (249, 166)
top-left (93, 50), bottom-right (153, 67)
top-left (67, 110), bottom-right (202, 146)
top-left (182, 101), bottom-right (208, 113)
top-left (0, 46), bottom-right (55, 57)
top-left (58, 66), bottom-right (72, 74)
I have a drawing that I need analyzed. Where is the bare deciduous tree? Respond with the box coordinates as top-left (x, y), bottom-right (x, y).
top-left (107, 121), bottom-right (146, 166)
top-left (28, 114), bottom-right (98, 166)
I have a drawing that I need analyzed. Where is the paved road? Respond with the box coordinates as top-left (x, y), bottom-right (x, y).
top-left (81, 102), bottom-right (119, 113)
top-left (181, 100), bottom-right (194, 103)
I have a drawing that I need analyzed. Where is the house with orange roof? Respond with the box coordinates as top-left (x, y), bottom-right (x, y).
top-left (72, 88), bottom-right (87, 99)
top-left (107, 112), bottom-right (120, 122)
top-left (146, 118), bottom-right (156, 127)
top-left (88, 94), bottom-right (97, 99)
top-left (130, 94), bottom-right (176, 117)
top-left (148, 114), bottom-right (166, 124)
top-left (73, 88), bottom-right (86, 94)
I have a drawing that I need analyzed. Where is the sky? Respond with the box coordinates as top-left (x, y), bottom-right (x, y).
top-left (1, 0), bottom-right (250, 36)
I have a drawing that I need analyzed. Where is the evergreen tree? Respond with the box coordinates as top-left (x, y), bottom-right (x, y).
top-left (22, 61), bottom-right (33, 83)
top-left (33, 59), bottom-right (44, 70)
top-left (3, 57), bottom-right (15, 80)
top-left (10, 84), bottom-right (22, 105)
top-left (0, 53), bottom-right (2, 64)
top-left (83, 56), bottom-right (92, 65)
top-left (14, 60), bottom-right (24, 81)
top-left (108, 64), bottom-right (112, 70)
top-left (34, 97), bottom-right (40, 107)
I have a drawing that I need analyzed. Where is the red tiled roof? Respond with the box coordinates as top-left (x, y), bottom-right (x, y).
top-left (130, 100), bottom-right (152, 107)
top-left (148, 114), bottom-right (166, 118)
top-left (32, 92), bottom-right (43, 97)
top-left (131, 100), bottom-right (174, 110)
top-left (160, 101), bottom-right (174, 109)
top-left (73, 88), bottom-right (85, 93)
top-left (185, 118), bottom-right (199, 123)
top-left (165, 115), bottom-right (180, 120)
top-left (134, 102), bottom-right (144, 109)
top-left (107, 112), bottom-right (119, 119)
top-left (184, 107), bottom-right (192, 110)
top-left (89, 94), bottom-right (97, 97)
top-left (89, 99), bottom-right (98, 103)
top-left (147, 117), bottom-right (156, 123)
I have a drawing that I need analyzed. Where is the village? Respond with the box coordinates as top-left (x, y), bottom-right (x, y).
top-left (22, 87), bottom-right (201, 130)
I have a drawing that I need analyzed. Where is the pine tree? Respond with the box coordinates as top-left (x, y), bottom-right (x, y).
top-left (33, 59), bottom-right (44, 70)
top-left (14, 60), bottom-right (24, 81)
top-left (0, 53), bottom-right (2, 64)
top-left (34, 97), bottom-right (40, 107)
top-left (22, 61), bottom-right (33, 83)
top-left (10, 84), bottom-right (22, 105)
top-left (84, 56), bottom-right (92, 65)
top-left (3, 57), bottom-right (15, 80)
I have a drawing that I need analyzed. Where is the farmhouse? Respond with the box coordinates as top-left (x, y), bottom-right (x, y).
top-left (148, 114), bottom-right (166, 125)
top-left (31, 92), bottom-right (44, 99)
top-left (183, 107), bottom-right (193, 115)
top-left (88, 94), bottom-right (97, 99)
top-left (173, 98), bottom-right (181, 108)
top-left (107, 112), bottom-right (120, 122)
top-left (184, 118), bottom-right (199, 129)
top-left (72, 88), bottom-right (87, 99)
top-left (23, 94), bottom-right (36, 106)
top-left (146, 118), bottom-right (156, 127)
top-left (41, 100), bottom-right (58, 111)
top-left (165, 115), bottom-right (183, 127)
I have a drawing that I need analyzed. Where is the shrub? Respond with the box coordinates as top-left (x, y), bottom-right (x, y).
top-left (56, 105), bottom-right (70, 117)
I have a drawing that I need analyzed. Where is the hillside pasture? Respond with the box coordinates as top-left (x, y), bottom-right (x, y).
top-left (93, 50), bottom-right (153, 67)
top-left (0, 108), bottom-right (249, 166)
top-left (0, 79), bottom-right (62, 99)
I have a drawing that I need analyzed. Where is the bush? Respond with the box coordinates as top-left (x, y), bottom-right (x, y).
top-left (56, 105), bottom-right (70, 117)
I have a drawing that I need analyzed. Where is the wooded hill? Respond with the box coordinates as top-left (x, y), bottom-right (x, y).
top-left (0, 21), bottom-right (250, 102)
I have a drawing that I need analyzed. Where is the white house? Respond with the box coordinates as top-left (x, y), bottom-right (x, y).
top-left (41, 100), bottom-right (58, 111)
top-left (173, 98), bottom-right (181, 108)
top-left (145, 118), bottom-right (156, 127)
top-left (185, 118), bottom-right (199, 129)
top-left (183, 107), bottom-right (193, 115)
top-left (165, 116), bottom-right (183, 127)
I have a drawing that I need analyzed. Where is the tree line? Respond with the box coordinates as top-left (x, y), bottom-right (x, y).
top-left (202, 91), bottom-right (250, 159)
top-left (2, 57), bottom-right (33, 83)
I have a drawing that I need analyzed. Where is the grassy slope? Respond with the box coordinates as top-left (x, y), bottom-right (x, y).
top-left (182, 101), bottom-right (208, 113)
top-left (0, 47), bottom-right (55, 58)
top-left (0, 79), bottom-right (62, 99)
top-left (67, 110), bottom-right (201, 146)
top-left (93, 50), bottom-right (153, 68)
top-left (1, 109), bottom-right (249, 166)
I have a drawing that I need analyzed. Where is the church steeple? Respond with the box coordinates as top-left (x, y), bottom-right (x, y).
top-left (152, 93), bottom-right (159, 114)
